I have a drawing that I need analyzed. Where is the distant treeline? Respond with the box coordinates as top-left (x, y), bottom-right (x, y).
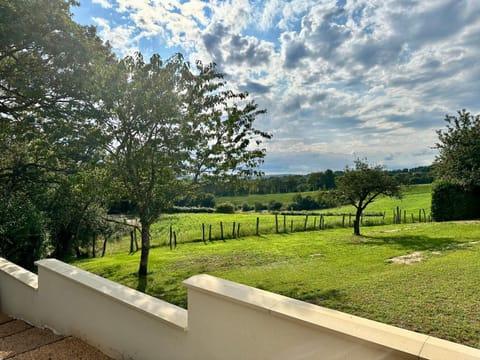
top-left (109, 166), bottom-right (433, 214)
top-left (204, 166), bottom-right (434, 197)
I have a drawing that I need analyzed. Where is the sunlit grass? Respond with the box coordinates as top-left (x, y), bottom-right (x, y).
top-left (74, 221), bottom-right (480, 348)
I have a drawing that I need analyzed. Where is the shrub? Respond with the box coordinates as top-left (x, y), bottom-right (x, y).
top-left (268, 200), bottom-right (283, 211)
top-left (431, 182), bottom-right (480, 221)
top-left (216, 202), bottom-right (235, 214)
top-left (254, 202), bottom-right (267, 212)
top-left (242, 202), bottom-right (252, 212)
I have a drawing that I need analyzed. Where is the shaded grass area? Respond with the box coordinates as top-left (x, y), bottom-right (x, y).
top-left (74, 221), bottom-right (480, 348)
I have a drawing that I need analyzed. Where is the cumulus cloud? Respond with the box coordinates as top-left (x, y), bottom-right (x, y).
top-left (79, 0), bottom-right (480, 172)
top-left (91, 0), bottom-right (112, 9)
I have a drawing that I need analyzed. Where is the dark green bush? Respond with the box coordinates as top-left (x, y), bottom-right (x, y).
top-left (268, 200), bottom-right (283, 211)
top-left (242, 202), bottom-right (252, 212)
top-left (216, 202), bottom-right (235, 214)
top-left (431, 182), bottom-right (480, 221)
top-left (254, 202), bottom-right (267, 212)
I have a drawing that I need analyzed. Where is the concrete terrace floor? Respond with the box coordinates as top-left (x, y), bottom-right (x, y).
top-left (0, 313), bottom-right (112, 359)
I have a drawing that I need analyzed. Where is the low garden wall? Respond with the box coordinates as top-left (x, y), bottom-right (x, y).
top-left (1, 257), bottom-right (480, 359)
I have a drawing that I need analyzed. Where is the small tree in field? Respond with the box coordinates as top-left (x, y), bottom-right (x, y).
top-left (104, 53), bottom-right (271, 277)
top-left (337, 159), bottom-right (401, 236)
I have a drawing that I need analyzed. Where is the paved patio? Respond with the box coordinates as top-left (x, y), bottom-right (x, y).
top-left (0, 313), bottom-right (112, 359)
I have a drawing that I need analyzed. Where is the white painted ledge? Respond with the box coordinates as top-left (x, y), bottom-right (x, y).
top-left (183, 274), bottom-right (480, 360)
top-left (0, 257), bottom-right (38, 289)
top-left (36, 259), bottom-right (187, 330)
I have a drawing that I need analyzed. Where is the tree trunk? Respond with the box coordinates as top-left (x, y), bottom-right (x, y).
top-left (101, 235), bottom-right (109, 257)
top-left (353, 208), bottom-right (362, 236)
top-left (92, 234), bottom-right (96, 258)
top-left (138, 222), bottom-right (151, 277)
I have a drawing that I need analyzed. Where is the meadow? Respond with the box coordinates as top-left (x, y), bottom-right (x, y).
top-left (105, 183), bottom-right (433, 254)
top-left (73, 182), bottom-right (480, 348)
top-left (74, 221), bottom-right (480, 348)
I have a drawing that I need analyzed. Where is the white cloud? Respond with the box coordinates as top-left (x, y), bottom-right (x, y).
top-left (84, 0), bottom-right (480, 171)
top-left (92, 17), bottom-right (139, 57)
top-left (91, 0), bottom-right (112, 9)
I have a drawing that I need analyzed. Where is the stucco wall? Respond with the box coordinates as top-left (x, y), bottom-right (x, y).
top-left (1, 257), bottom-right (480, 360)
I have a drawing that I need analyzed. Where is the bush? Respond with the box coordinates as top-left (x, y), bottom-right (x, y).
top-left (316, 190), bottom-right (345, 209)
top-left (268, 200), bottom-right (283, 211)
top-left (242, 202), bottom-right (252, 212)
top-left (431, 182), bottom-right (480, 221)
top-left (291, 194), bottom-right (319, 211)
top-left (0, 192), bottom-right (46, 270)
top-left (254, 202), bottom-right (267, 212)
top-left (168, 206), bottom-right (215, 213)
top-left (174, 193), bottom-right (216, 208)
top-left (216, 202), bottom-right (235, 214)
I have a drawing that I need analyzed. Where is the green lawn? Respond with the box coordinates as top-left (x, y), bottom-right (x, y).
top-left (104, 184), bottom-right (433, 254)
top-left (218, 184), bottom-right (432, 213)
top-left (75, 220), bottom-right (480, 349)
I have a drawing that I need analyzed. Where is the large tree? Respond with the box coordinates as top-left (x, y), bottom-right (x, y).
top-left (337, 159), bottom-right (401, 236)
top-left (104, 53), bottom-right (271, 276)
top-left (434, 109), bottom-right (480, 188)
top-left (0, 0), bottom-right (114, 265)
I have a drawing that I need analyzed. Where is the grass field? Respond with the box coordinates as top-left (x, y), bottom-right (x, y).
top-left (218, 184), bottom-right (432, 213)
top-left (104, 184), bottom-right (433, 254)
top-left (74, 221), bottom-right (480, 348)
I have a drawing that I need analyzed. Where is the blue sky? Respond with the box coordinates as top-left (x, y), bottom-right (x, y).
top-left (73, 0), bottom-right (480, 174)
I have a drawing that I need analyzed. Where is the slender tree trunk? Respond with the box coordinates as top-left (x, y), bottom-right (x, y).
top-left (101, 235), bottom-right (109, 257)
top-left (92, 234), bottom-right (96, 258)
top-left (138, 222), bottom-right (151, 277)
top-left (353, 208), bottom-right (362, 236)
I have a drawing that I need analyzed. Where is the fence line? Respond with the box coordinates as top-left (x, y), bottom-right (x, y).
top-left (163, 208), bottom-right (430, 248)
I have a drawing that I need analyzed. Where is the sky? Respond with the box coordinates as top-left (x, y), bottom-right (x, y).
top-left (72, 0), bottom-right (480, 174)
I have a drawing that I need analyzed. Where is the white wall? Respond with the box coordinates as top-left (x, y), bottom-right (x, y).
top-left (1, 257), bottom-right (480, 360)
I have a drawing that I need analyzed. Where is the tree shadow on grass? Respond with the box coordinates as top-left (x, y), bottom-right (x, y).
top-left (302, 289), bottom-right (346, 306)
top-left (357, 234), bottom-right (459, 251)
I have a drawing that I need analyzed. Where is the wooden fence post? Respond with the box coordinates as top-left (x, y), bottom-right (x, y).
top-left (232, 222), bottom-right (236, 238)
top-left (290, 219), bottom-right (294, 232)
top-left (237, 223), bottom-right (241, 238)
top-left (202, 223), bottom-right (206, 243)
top-left (220, 222), bottom-right (224, 240)
top-left (283, 215), bottom-right (287, 233)
top-left (256, 217), bottom-right (260, 236)
top-left (209, 225), bottom-right (212, 241)
top-left (275, 214), bottom-right (279, 233)
top-left (173, 231), bottom-right (177, 248)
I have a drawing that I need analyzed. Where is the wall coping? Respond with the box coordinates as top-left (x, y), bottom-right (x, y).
top-left (35, 259), bottom-right (187, 330)
top-left (183, 274), bottom-right (480, 359)
top-left (0, 257), bottom-right (38, 289)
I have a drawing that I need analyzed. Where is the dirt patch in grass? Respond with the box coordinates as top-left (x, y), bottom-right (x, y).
top-left (388, 251), bottom-right (424, 264)
top-left (388, 241), bottom-right (480, 265)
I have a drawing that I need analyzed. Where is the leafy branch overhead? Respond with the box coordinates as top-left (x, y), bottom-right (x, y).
top-left (0, 0), bottom-right (271, 274)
